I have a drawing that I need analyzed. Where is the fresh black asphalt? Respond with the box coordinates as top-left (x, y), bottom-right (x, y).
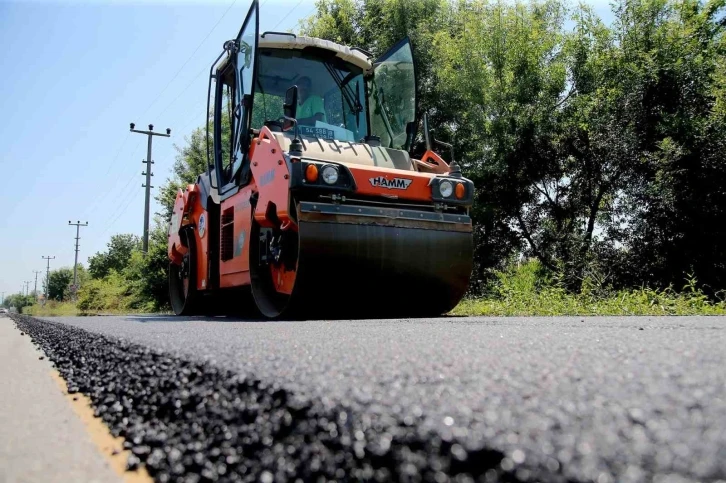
top-left (10, 314), bottom-right (726, 483)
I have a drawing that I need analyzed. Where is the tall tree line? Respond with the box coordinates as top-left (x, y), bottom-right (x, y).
top-left (144, 0), bottom-right (726, 306)
top-left (297, 0), bottom-right (726, 294)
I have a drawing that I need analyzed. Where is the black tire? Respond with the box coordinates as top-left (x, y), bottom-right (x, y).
top-left (169, 229), bottom-right (199, 315)
top-left (249, 219), bottom-right (297, 319)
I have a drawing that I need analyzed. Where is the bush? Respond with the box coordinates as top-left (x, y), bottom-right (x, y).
top-left (76, 222), bottom-right (171, 314)
top-left (25, 301), bottom-right (79, 317)
top-left (452, 260), bottom-right (726, 316)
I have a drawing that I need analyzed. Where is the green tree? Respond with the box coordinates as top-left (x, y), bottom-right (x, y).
top-left (88, 234), bottom-right (141, 279)
top-left (43, 267), bottom-right (74, 301)
top-left (123, 219), bottom-right (172, 310)
top-left (609, 0), bottom-right (726, 293)
top-left (3, 293), bottom-right (33, 309)
top-left (431, 0), bottom-right (576, 285)
top-left (299, 0), bottom-right (726, 294)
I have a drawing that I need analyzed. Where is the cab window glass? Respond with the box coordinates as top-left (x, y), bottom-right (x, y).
top-left (252, 48), bottom-right (368, 143)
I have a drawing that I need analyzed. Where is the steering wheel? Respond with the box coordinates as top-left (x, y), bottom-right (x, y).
top-left (264, 119), bottom-right (285, 132)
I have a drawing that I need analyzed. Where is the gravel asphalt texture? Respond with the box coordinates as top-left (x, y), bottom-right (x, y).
top-left (10, 314), bottom-right (726, 483)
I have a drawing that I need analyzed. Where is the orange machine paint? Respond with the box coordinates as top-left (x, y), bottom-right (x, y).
top-left (346, 163), bottom-right (436, 202)
top-left (168, 184), bottom-right (210, 292)
top-left (249, 127), bottom-right (296, 231)
top-left (219, 186), bottom-right (255, 288)
top-left (415, 149), bottom-right (451, 175)
top-left (247, 127), bottom-right (298, 294)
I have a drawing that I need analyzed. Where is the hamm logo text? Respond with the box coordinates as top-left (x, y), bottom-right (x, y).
top-left (369, 176), bottom-right (412, 190)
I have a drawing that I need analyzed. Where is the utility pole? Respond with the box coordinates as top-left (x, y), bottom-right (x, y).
top-left (42, 255), bottom-right (55, 300)
top-left (129, 123), bottom-right (171, 254)
top-left (68, 220), bottom-right (88, 294)
top-left (24, 281), bottom-right (31, 296)
top-left (33, 270), bottom-right (42, 300)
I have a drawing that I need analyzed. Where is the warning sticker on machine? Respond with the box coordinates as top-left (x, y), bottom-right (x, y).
top-left (369, 176), bottom-right (413, 190)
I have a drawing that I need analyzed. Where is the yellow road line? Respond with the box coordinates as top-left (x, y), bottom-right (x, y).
top-left (50, 371), bottom-right (154, 483)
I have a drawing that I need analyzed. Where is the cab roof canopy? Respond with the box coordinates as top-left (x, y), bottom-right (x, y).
top-left (257, 32), bottom-right (373, 71)
top-left (214, 33), bottom-right (373, 97)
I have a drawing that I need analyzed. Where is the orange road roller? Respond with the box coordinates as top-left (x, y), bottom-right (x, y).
top-left (167, 0), bottom-right (474, 318)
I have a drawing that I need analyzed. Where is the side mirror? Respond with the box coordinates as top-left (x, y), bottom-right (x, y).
top-left (423, 113), bottom-right (432, 151)
top-left (429, 127), bottom-right (437, 146)
top-left (403, 120), bottom-right (417, 152)
top-left (283, 85), bottom-right (298, 130)
top-left (429, 128), bottom-right (459, 175)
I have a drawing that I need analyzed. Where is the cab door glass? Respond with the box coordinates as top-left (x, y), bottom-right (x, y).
top-left (227, 1), bottom-right (258, 188)
top-left (212, 62), bottom-right (237, 189)
top-left (369, 37), bottom-right (416, 150)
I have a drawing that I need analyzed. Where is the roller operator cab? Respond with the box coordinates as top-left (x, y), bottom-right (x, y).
top-left (167, 0), bottom-right (475, 319)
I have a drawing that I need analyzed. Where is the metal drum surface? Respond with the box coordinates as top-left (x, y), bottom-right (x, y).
top-left (277, 201), bottom-right (474, 318)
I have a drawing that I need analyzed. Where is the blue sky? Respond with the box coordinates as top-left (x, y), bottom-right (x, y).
top-left (0, 0), bottom-right (613, 299)
top-left (0, 0), bottom-right (319, 298)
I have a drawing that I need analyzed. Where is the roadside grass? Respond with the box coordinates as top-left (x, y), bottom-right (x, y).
top-left (451, 260), bottom-right (726, 316)
top-left (452, 289), bottom-right (726, 316)
top-left (24, 260), bottom-right (726, 317)
top-left (24, 301), bottom-right (81, 317)
top-left (24, 300), bottom-right (168, 317)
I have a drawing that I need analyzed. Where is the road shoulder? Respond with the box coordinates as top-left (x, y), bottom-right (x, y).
top-left (0, 315), bottom-right (121, 483)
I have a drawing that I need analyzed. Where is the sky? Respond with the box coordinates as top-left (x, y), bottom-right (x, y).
top-left (0, 0), bottom-right (318, 298)
top-left (0, 0), bottom-right (614, 300)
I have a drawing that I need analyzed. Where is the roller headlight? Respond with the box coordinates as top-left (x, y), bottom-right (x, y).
top-left (439, 180), bottom-right (454, 198)
top-left (322, 165), bottom-right (339, 185)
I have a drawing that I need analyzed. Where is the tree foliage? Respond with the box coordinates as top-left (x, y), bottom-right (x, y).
top-left (3, 293), bottom-right (35, 310)
top-left (44, 267), bottom-right (73, 301)
top-left (301, 0), bottom-right (726, 294)
top-left (79, 227), bottom-right (168, 312)
top-left (73, 0), bottom-right (726, 313)
top-left (88, 234), bottom-right (141, 279)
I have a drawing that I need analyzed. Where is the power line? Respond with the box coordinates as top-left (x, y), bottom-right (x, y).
top-left (95, 173), bottom-right (141, 236)
top-left (178, 101), bottom-right (210, 134)
top-left (154, 65), bottom-right (209, 120)
top-left (82, 138), bottom-right (147, 220)
top-left (94, 0), bottom-right (307, 242)
top-left (97, 150), bottom-right (154, 236)
top-left (139, 0), bottom-right (240, 122)
top-left (99, 105), bottom-right (208, 237)
top-left (103, 132), bottom-right (131, 177)
top-left (103, 2), bottom-right (239, 236)
top-left (99, 187), bottom-right (141, 238)
top-left (88, 1), bottom-right (239, 229)
top-left (153, 103), bottom-right (209, 175)
top-left (78, 133), bottom-right (133, 220)
top-left (96, 146), bottom-right (155, 235)
top-left (271, 0), bottom-right (305, 31)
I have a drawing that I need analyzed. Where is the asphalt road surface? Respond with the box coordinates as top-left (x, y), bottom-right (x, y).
top-left (9, 314), bottom-right (726, 483)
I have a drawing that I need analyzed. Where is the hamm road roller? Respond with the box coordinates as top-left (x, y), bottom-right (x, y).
top-left (167, 0), bottom-right (475, 318)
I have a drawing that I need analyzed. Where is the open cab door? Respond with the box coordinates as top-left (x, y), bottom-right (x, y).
top-left (211, 0), bottom-right (260, 200)
top-left (368, 37), bottom-right (417, 152)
